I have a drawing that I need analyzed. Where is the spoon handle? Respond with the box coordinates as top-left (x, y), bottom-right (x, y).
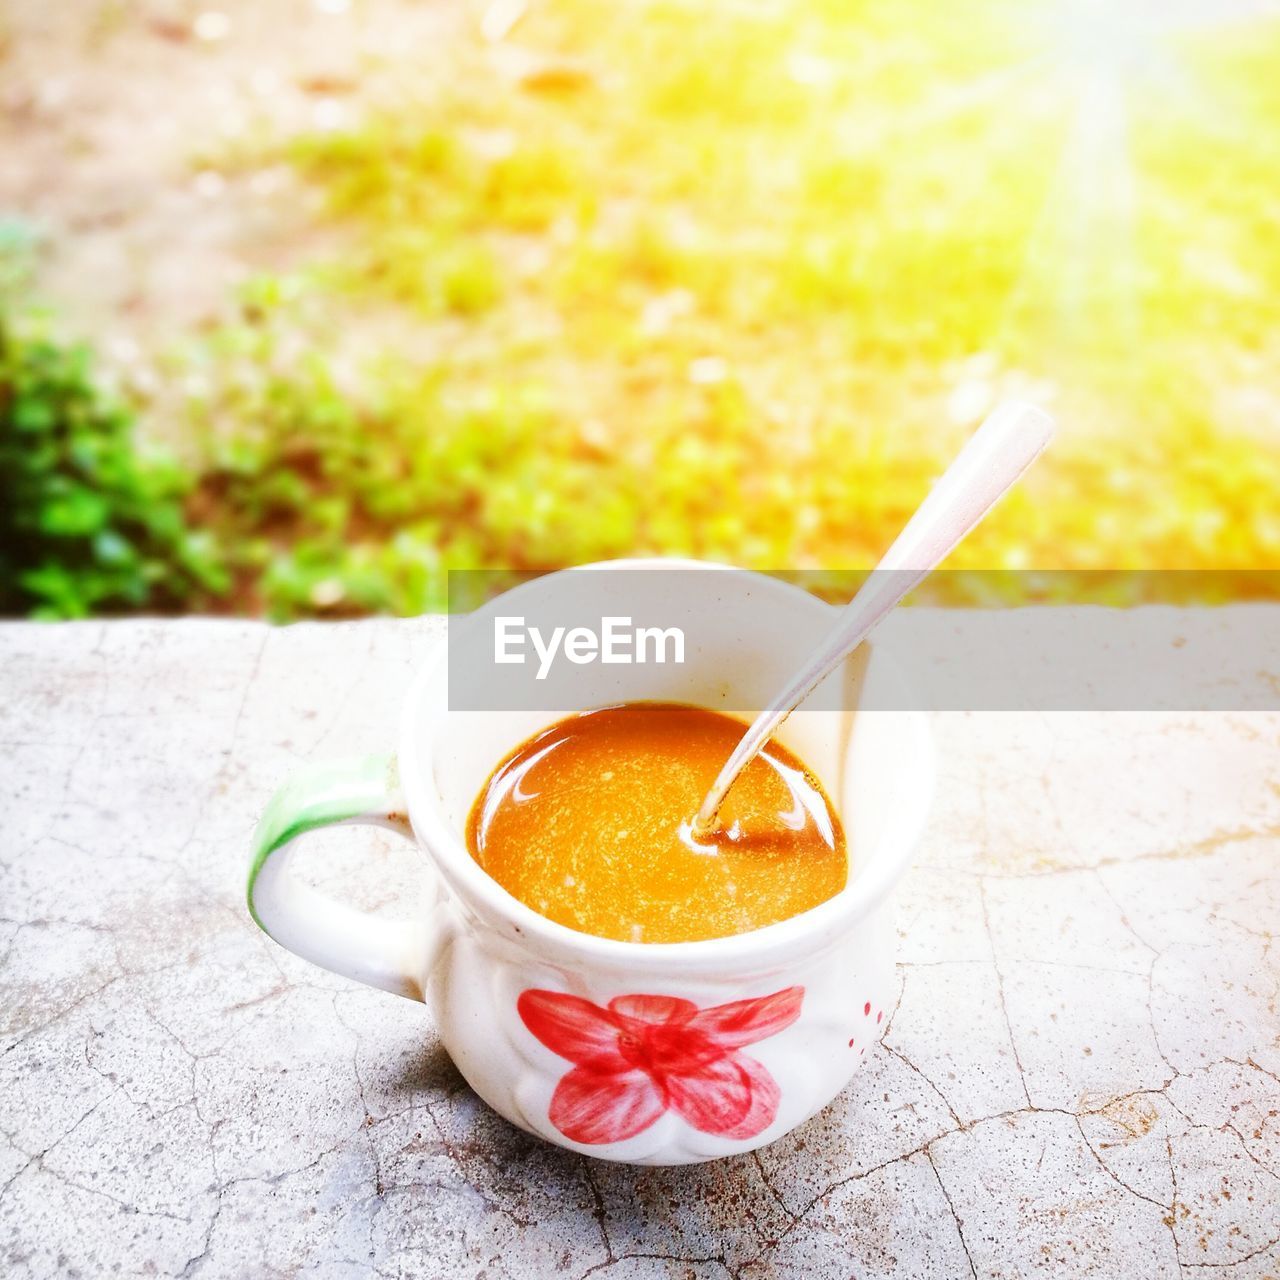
top-left (692, 400), bottom-right (1055, 834)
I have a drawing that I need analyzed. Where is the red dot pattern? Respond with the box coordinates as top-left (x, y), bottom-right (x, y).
top-left (850, 999), bottom-right (885, 1056)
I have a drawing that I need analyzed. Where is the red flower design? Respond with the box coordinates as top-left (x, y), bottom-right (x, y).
top-left (517, 985), bottom-right (804, 1145)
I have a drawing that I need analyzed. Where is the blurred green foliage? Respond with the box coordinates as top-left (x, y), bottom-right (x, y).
top-left (0, 315), bottom-right (226, 618)
top-left (167, 278), bottom-right (1276, 620)
top-left (3, 0), bottom-right (1279, 618)
top-left (176, 280), bottom-right (875, 618)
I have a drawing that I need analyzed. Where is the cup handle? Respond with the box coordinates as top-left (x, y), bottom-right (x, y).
top-left (247, 754), bottom-right (437, 1001)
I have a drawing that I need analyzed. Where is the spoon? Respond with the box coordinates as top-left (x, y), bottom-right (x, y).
top-left (691, 399), bottom-right (1055, 837)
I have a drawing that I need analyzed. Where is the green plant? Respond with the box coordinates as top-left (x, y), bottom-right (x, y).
top-left (177, 284), bottom-right (610, 619)
top-left (159, 263), bottom-right (1280, 624)
top-left (9, 0), bottom-right (1280, 621)
top-left (0, 315), bottom-right (227, 618)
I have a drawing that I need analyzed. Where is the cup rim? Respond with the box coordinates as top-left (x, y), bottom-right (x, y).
top-left (398, 558), bottom-right (935, 972)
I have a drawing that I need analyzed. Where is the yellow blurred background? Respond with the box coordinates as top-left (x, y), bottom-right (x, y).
top-left (2, 0), bottom-right (1278, 617)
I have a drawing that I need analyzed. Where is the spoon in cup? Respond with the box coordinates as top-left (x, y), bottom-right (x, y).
top-left (690, 399), bottom-right (1055, 838)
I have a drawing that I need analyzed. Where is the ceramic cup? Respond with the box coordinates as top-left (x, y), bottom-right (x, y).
top-left (247, 561), bottom-right (934, 1164)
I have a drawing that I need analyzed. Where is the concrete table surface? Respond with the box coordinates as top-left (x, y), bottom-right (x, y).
top-left (1, 613), bottom-right (1278, 1279)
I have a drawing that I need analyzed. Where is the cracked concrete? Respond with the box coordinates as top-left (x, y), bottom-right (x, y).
top-left (1, 613), bottom-right (1279, 1278)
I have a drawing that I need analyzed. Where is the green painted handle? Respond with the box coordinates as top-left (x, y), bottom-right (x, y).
top-left (247, 754), bottom-right (430, 1001)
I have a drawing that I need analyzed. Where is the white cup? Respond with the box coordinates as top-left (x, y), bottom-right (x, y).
top-left (248, 561), bottom-right (934, 1164)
